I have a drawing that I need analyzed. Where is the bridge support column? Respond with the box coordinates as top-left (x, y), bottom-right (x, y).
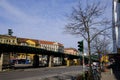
top-left (0, 53), bottom-right (3, 71)
top-left (75, 59), bottom-right (80, 65)
top-left (33, 54), bottom-right (39, 68)
top-left (66, 58), bottom-right (71, 67)
top-left (48, 55), bottom-right (54, 67)
top-left (62, 58), bottom-right (66, 66)
top-left (77, 59), bottom-right (79, 65)
top-left (60, 55), bottom-right (65, 66)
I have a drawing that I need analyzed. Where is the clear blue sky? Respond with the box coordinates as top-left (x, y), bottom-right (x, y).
top-left (0, 0), bottom-right (112, 49)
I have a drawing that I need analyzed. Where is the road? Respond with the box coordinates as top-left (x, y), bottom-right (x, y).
top-left (0, 66), bottom-right (84, 80)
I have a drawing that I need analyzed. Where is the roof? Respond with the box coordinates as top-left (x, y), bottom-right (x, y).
top-left (39, 40), bottom-right (63, 46)
top-left (39, 40), bottom-right (54, 45)
top-left (64, 48), bottom-right (78, 52)
top-left (17, 38), bottom-right (63, 47)
top-left (0, 34), bottom-right (17, 38)
top-left (0, 34), bottom-right (64, 47)
top-left (17, 37), bottom-right (39, 45)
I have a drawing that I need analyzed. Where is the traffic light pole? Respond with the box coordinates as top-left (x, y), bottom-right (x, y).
top-left (82, 41), bottom-right (85, 80)
top-left (82, 50), bottom-right (85, 80)
top-left (78, 40), bottom-right (85, 80)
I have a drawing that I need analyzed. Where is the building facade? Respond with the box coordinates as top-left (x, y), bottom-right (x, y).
top-left (0, 35), bottom-right (17, 69)
top-left (16, 37), bottom-right (39, 64)
top-left (64, 48), bottom-right (80, 65)
top-left (39, 40), bottom-right (64, 52)
top-left (0, 35), bottom-right (17, 60)
top-left (64, 48), bottom-right (79, 55)
top-left (39, 40), bottom-right (64, 65)
top-left (0, 34), bottom-right (65, 66)
top-left (0, 35), bottom-right (17, 45)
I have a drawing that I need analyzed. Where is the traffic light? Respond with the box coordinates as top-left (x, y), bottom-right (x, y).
top-left (8, 29), bottom-right (13, 36)
top-left (78, 41), bottom-right (83, 52)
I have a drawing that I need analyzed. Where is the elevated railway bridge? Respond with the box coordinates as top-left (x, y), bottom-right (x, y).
top-left (0, 43), bottom-right (98, 71)
top-left (0, 43), bottom-right (80, 71)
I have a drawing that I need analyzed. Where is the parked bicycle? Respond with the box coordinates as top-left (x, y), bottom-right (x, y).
top-left (92, 62), bottom-right (101, 80)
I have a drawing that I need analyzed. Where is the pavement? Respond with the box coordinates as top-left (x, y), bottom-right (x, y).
top-left (87, 61), bottom-right (120, 80)
top-left (1, 65), bottom-right (119, 80)
top-left (101, 62), bottom-right (120, 80)
top-left (0, 66), bottom-right (84, 80)
top-left (33, 69), bottom-right (118, 80)
top-left (20, 71), bottom-right (82, 80)
top-left (101, 69), bottom-right (117, 80)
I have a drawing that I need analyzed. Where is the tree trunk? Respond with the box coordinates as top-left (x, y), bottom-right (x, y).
top-left (87, 28), bottom-right (93, 80)
top-left (88, 40), bottom-right (93, 80)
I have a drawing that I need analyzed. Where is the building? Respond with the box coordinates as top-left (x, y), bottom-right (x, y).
top-left (39, 40), bottom-right (64, 65)
top-left (64, 48), bottom-right (80, 65)
top-left (13, 38), bottom-right (64, 65)
top-left (0, 34), bottom-right (17, 60)
top-left (0, 35), bottom-right (17, 69)
top-left (0, 33), bottom-right (65, 66)
top-left (17, 37), bottom-right (39, 47)
top-left (16, 37), bottom-right (39, 64)
top-left (0, 34), bottom-right (17, 45)
top-left (64, 48), bottom-right (79, 55)
top-left (39, 40), bottom-right (64, 52)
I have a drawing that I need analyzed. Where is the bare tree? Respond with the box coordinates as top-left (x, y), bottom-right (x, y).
top-left (92, 36), bottom-right (111, 55)
top-left (91, 30), bottom-right (112, 78)
top-left (64, 0), bottom-right (111, 79)
top-left (91, 31), bottom-right (112, 55)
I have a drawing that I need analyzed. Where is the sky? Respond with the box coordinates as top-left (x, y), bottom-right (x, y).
top-left (0, 0), bottom-right (112, 49)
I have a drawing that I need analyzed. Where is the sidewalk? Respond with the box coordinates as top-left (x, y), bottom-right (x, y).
top-left (101, 69), bottom-right (117, 80)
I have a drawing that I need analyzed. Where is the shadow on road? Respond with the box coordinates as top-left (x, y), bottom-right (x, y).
top-left (13, 65), bottom-right (47, 70)
top-left (40, 74), bottom-right (82, 80)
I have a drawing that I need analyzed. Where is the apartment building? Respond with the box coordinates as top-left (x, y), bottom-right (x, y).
top-left (16, 37), bottom-right (39, 64)
top-left (0, 34), bottom-right (65, 65)
top-left (39, 40), bottom-right (64, 65)
top-left (17, 37), bottom-right (39, 47)
top-left (64, 48), bottom-right (79, 55)
top-left (0, 34), bottom-right (17, 45)
top-left (64, 48), bottom-right (80, 65)
top-left (0, 35), bottom-right (17, 67)
top-left (39, 40), bottom-right (64, 52)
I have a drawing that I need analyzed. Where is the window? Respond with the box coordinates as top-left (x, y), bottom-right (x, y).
top-left (0, 39), bottom-right (2, 42)
top-left (21, 43), bottom-right (27, 46)
top-left (12, 40), bottom-right (15, 43)
top-left (4, 39), bottom-right (6, 43)
top-left (6, 40), bottom-right (8, 43)
top-left (9, 40), bottom-right (11, 43)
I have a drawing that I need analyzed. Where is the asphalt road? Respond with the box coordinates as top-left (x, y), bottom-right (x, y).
top-left (0, 66), bottom-right (83, 80)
